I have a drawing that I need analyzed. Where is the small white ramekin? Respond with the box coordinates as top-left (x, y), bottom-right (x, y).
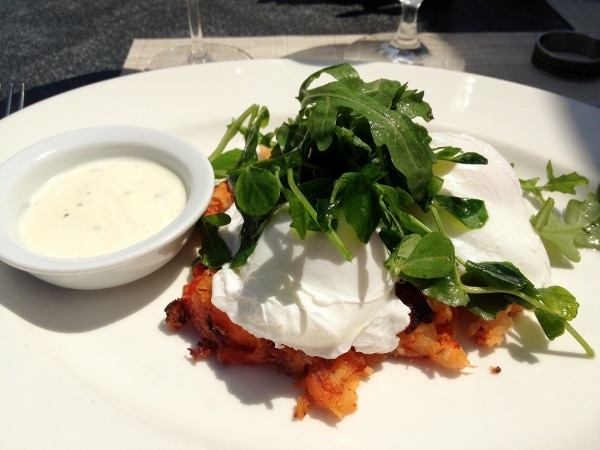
top-left (0, 125), bottom-right (214, 289)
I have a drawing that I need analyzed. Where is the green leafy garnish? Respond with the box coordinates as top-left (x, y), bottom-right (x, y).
top-left (195, 213), bottom-right (233, 269)
top-left (200, 63), bottom-right (594, 357)
top-left (521, 161), bottom-right (600, 262)
top-left (520, 160), bottom-right (589, 203)
top-left (567, 193), bottom-right (600, 249)
top-left (434, 145), bottom-right (489, 165)
top-left (433, 195), bottom-right (488, 229)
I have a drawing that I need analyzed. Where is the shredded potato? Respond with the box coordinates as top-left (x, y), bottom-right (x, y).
top-left (165, 182), bottom-right (518, 420)
top-left (464, 304), bottom-right (523, 348)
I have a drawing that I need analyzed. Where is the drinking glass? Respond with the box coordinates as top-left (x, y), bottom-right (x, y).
top-left (146, 0), bottom-right (251, 70)
top-left (344, 0), bottom-right (464, 70)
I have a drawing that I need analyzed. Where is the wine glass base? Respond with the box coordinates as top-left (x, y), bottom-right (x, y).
top-left (145, 43), bottom-right (251, 70)
top-left (344, 33), bottom-right (465, 71)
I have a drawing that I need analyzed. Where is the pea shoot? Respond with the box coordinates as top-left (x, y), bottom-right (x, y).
top-left (200, 63), bottom-right (596, 357)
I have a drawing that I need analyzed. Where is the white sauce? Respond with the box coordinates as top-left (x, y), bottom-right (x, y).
top-left (18, 156), bottom-right (187, 258)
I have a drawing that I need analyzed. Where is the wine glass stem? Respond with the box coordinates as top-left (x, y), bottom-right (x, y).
top-left (390, 1), bottom-right (422, 50)
top-left (187, 0), bottom-right (209, 62)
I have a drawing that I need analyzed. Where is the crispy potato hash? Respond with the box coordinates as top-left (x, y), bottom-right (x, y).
top-left (165, 182), bottom-right (518, 420)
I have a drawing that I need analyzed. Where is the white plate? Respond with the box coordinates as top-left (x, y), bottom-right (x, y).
top-left (1, 60), bottom-right (598, 450)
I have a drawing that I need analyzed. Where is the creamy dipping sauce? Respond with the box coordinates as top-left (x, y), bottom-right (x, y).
top-left (18, 156), bottom-right (187, 258)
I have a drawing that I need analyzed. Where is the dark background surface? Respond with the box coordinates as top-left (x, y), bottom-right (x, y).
top-left (1, 0), bottom-right (570, 106)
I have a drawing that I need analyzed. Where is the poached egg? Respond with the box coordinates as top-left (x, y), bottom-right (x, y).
top-left (212, 206), bottom-right (410, 359)
top-left (429, 132), bottom-right (551, 287)
top-left (211, 133), bottom-right (551, 359)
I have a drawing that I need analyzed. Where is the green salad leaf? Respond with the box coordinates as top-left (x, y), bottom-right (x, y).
top-left (567, 193), bottom-right (600, 249)
top-left (195, 213), bottom-right (233, 269)
top-left (521, 161), bottom-right (600, 262)
top-left (520, 160), bottom-right (589, 203)
top-left (200, 63), bottom-right (594, 357)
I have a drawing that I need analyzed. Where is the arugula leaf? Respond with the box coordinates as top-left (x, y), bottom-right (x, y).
top-left (230, 210), bottom-right (276, 268)
top-left (522, 162), bottom-right (598, 261)
top-left (544, 160), bottom-right (589, 194)
top-left (286, 178), bottom-right (335, 238)
top-left (566, 192), bottom-right (600, 250)
top-left (201, 63), bottom-right (595, 357)
top-left (196, 213), bottom-right (233, 269)
top-left (342, 173), bottom-right (381, 243)
top-left (433, 195), bottom-right (488, 229)
top-left (296, 64), bottom-right (435, 203)
top-left (532, 198), bottom-right (583, 262)
top-left (285, 186), bottom-right (310, 239)
top-left (434, 146), bottom-right (489, 165)
top-left (395, 86), bottom-right (434, 121)
top-left (375, 184), bottom-right (428, 236)
top-left (520, 160), bottom-right (588, 203)
top-left (530, 193), bottom-right (600, 261)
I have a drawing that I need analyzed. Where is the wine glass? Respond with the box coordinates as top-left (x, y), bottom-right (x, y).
top-left (146, 0), bottom-right (251, 70)
top-left (344, 0), bottom-right (464, 70)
